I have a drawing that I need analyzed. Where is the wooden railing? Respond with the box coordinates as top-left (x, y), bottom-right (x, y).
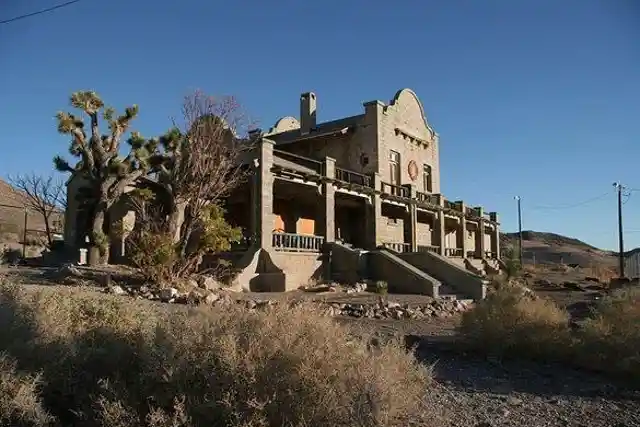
top-left (273, 149), bottom-right (323, 175)
top-left (381, 182), bottom-right (409, 198)
top-left (382, 242), bottom-right (412, 253)
top-left (444, 247), bottom-right (464, 257)
top-left (335, 167), bottom-right (373, 188)
top-left (417, 245), bottom-right (439, 254)
top-left (272, 232), bottom-right (324, 252)
top-left (416, 192), bottom-right (439, 206)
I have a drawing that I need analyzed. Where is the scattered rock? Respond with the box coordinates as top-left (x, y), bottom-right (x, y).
top-left (345, 282), bottom-right (368, 294)
top-left (159, 287), bottom-right (179, 302)
top-left (198, 275), bottom-right (220, 291)
top-left (107, 285), bottom-right (126, 295)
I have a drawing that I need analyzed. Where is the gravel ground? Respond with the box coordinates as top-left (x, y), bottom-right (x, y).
top-left (340, 316), bottom-right (640, 427)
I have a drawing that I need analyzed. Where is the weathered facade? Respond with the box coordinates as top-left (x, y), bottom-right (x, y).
top-left (64, 88), bottom-right (501, 299)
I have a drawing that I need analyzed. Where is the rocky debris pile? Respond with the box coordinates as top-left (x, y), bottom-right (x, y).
top-left (105, 283), bottom-right (472, 319)
top-left (323, 299), bottom-right (472, 319)
top-left (345, 282), bottom-right (368, 294)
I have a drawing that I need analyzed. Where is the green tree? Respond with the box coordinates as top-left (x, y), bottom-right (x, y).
top-left (53, 91), bottom-right (157, 265)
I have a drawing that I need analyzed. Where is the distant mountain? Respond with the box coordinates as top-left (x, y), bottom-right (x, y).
top-left (501, 230), bottom-right (617, 268)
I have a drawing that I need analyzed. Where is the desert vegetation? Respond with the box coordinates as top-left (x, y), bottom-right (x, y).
top-left (0, 278), bottom-right (433, 427)
top-left (460, 278), bottom-right (640, 383)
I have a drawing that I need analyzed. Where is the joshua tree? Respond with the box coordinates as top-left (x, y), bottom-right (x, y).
top-left (53, 91), bottom-right (157, 265)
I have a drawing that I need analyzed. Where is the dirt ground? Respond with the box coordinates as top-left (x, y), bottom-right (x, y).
top-left (1, 264), bottom-right (639, 426)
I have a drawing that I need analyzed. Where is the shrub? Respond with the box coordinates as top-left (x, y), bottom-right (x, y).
top-left (0, 354), bottom-right (53, 427)
top-left (373, 280), bottom-right (388, 295)
top-left (0, 247), bottom-right (22, 265)
top-left (0, 282), bottom-right (433, 427)
top-left (459, 279), bottom-right (572, 359)
top-left (129, 203), bottom-right (241, 284)
top-left (575, 287), bottom-right (640, 380)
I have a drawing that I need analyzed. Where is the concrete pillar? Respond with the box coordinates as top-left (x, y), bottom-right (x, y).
top-left (323, 157), bottom-right (336, 243)
top-left (436, 194), bottom-right (446, 256)
top-left (407, 184), bottom-right (418, 252)
top-left (258, 138), bottom-right (275, 249)
top-left (366, 173), bottom-right (383, 249)
top-left (477, 206), bottom-right (486, 259)
top-left (490, 212), bottom-right (500, 259)
top-left (458, 201), bottom-right (467, 257)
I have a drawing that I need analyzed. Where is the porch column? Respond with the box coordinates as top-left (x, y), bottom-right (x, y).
top-left (407, 184), bottom-right (418, 252)
top-left (458, 201), bottom-right (467, 258)
top-left (490, 212), bottom-right (500, 259)
top-left (323, 157), bottom-right (336, 243)
top-left (476, 206), bottom-right (486, 259)
top-left (436, 194), bottom-right (446, 256)
top-left (366, 173), bottom-right (383, 249)
top-left (258, 138), bottom-right (275, 250)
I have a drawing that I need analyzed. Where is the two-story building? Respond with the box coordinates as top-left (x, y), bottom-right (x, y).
top-left (220, 88), bottom-right (500, 299)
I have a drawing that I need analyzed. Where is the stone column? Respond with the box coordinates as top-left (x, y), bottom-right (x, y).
top-left (258, 138), bottom-right (275, 250)
top-left (366, 173), bottom-right (383, 249)
top-left (458, 201), bottom-right (467, 257)
top-left (407, 184), bottom-right (418, 252)
top-left (490, 212), bottom-right (500, 259)
top-left (436, 194), bottom-right (446, 256)
top-left (477, 206), bottom-right (486, 259)
top-left (323, 157), bottom-right (336, 243)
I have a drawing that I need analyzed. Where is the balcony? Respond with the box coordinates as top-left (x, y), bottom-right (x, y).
top-left (464, 206), bottom-right (481, 218)
top-left (381, 182), bottom-right (410, 198)
top-left (416, 191), bottom-right (439, 206)
top-left (443, 200), bottom-right (462, 212)
top-left (273, 149), bottom-right (323, 176)
top-left (335, 167), bottom-right (373, 188)
top-left (272, 232), bottom-right (324, 252)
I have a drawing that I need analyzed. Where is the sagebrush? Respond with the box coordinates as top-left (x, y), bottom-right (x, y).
top-left (0, 281), bottom-right (434, 427)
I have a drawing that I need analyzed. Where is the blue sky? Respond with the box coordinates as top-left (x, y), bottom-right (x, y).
top-left (0, 0), bottom-right (638, 250)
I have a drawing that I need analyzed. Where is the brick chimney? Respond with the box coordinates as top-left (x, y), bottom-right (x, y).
top-left (300, 92), bottom-right (317, 134)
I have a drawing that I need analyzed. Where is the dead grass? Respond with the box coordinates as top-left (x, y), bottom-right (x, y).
top-left (459, 279), bottom-right (572, 360)
top-left (460, 278), bottom-right (640, 383)
top-left (575, 287), bottom-right (640, 381)
top-left (0, 279), bottom-right (434, 427)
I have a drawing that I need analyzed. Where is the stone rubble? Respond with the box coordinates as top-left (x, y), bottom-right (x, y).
top-left (104, 283), bottom-right (472, 319)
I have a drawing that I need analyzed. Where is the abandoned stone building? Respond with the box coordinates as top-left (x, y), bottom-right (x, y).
top-left (64, 88), bottom-right (501, 300)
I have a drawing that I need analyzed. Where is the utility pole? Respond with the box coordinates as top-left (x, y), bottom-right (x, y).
top-left (614, 182), bottom-right (625, 278)
top-left (514, 196), bottom-right (523, 266)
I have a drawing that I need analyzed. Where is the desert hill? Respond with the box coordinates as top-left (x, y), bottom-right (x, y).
top-left (501, 230), bottom-right (617, 268)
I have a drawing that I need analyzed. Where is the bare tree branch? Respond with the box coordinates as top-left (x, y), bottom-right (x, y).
top-left (8, 173), bottom-right (65, 247)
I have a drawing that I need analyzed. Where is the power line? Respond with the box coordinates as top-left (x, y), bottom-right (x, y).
top-left (0, 0), bottom-right (83, 25)
top-left (528, 191), bottom-right (613, 211)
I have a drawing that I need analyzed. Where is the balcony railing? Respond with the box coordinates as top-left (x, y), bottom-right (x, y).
top-left (465, 206), bottom-right (480, 217)
top-left (272, 232), bottom-right (324, 252)
top-left (417, 245), bottom-right (439, 254)
top-left (485, 250), bottom-right (496, 259)
top-left (466, 250), bottom-right (478, 258)
top-left (444, 200), bottom-right (462, 212)
top-left (273, 149), bottom-right (323, 175)
top-left (416, 191), bottom-right (439, 206)
top-left (382, 242), bottom-right (411, 253)
top-left (381, 182), bottom-right (409, 198)
top-left (335, 167), bottom-right (373, 188)
top-left (445, 247), bottom-right (464, 257)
